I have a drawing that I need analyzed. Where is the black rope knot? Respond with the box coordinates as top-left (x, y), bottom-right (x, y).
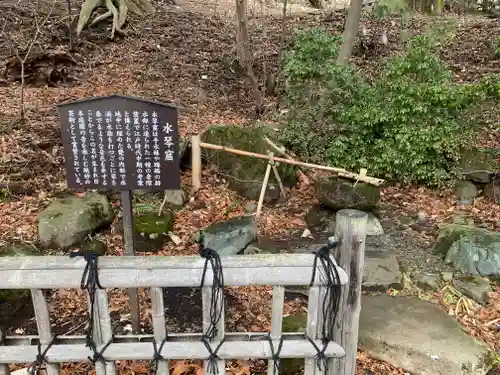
top-left (149, 337), bottom-right (169, 375)
top-left (202, 336), bottom-right (225, 374)
top-left (27, 336), bottom-right (57, 374)
top-left (199, 244), bottom-right (224, 341)
top-left (265, 334), bottom-right (284, 374)
top-left (306, 336), bottom-right (330, 372)
top-left (69, 250), bottom-right (103, 290)
top-left (87, 337), bottom-right (114, 364)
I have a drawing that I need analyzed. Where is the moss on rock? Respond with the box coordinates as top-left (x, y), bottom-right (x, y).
top-left (201, 125), bottom-right (297, 201)
top-left (315, 176), bottom-right (380, 211)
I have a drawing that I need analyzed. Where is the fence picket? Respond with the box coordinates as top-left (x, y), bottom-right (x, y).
top-left (96, 289), bottom-right (116, 375)
top-left (0, 330), bottom-right (9, 375)
top-left (151, 287), bottom-right (169, 375)
top-left (268, 286), bottom-right (285, 375)
top-left (202, 286), bottom-right (225, 375)
top-left (30, 289), bottom-right (60, 375)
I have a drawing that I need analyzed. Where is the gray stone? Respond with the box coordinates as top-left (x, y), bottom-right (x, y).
top-left (455, 180), bottom-right (479, 205)
top-left (162, 190), bottom-right (186, 208)
top-left (484, 178), bottom-right (500, 204)
top-left (441, 272), bottom-right (453, 282)
top-left (366, 213), bottom-right (384, 236)
top-left (456, 148), bottom-right (497, 184)
top-left (244, 202), bottom-right (257, 214)
top-left (413, 272), bottom-right (441, 291)
top-left (363, 250), bottom-right (402, 290)
top-left (452, 276), bottom-right (492, 304)
top-left (37, 193), bottom-right (113, 249)
top-left (436, 223), bottom-right (500, 277)
top-left (314, 176), bottom-right (380, 211)
top-left (305, 205), bottom-right (336, 233)
top-left (201, 216), bottom-right (258, 256)
top-left (359, 295), bottom-right (492, 375)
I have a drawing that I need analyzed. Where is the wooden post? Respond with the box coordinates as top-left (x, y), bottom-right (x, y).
top-left (256, 152), bottom-right (273, 218)
top-left (120, 190), bottom-right (141, 334)
top-left (331, 209), bottom-right (367, 375)
top-left (0, 329), bottom-right (10, 375)
top-left (191, 135), bottom-right (202, 191)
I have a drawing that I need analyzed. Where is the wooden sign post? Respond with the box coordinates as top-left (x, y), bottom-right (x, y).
top-left (57, 94), bottom-right (180, 333)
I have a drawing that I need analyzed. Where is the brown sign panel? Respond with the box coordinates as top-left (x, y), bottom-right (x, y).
top-left (57, 94), bottom-right (180, 190)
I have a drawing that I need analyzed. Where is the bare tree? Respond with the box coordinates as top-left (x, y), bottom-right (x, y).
top-left (336, 0), bottom-right (364, 65)
top-left (66, 0), bottom-right (74, 50)
top-left (235, 0), bottom-right (263, 113)
top-left (0, 0), bottom-right (57, 121)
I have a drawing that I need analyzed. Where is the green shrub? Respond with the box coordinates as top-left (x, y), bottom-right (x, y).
top-left (279, 29), bottom-right (500, 186)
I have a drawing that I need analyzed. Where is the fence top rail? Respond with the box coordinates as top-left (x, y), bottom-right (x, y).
top-left (0, 254), bottom-right (348, 288)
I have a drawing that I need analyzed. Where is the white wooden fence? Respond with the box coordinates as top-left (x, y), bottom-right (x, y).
top-left (0, 209), bottom-right (368, 375)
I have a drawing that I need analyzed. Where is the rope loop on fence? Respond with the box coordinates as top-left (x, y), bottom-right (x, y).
top-left (87, 336), bottom-right (114, 364)
top-left (27, 335), bottom-right (57, 374)
top-left (149, 336), bottom-right (169, 375)
top-left (69, 249), bottom-right (107, 365)
top-left (265, 333), bottom-right (284, 374)
top-left (308, 240), bottom-right (342, 371)
top-left (199, 244), bottom-right (225, 341)
top-left (201, 336), bottom-right (226, 374)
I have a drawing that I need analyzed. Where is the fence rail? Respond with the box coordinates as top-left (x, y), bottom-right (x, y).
top-left (0, 209), bottom-right (368, 375)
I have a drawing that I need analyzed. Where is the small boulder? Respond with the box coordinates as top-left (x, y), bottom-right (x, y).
top-left (200, 216), bottom-right (258, 256)
top-left (452, 276), bottom-right (492, 305)
top-left (37, 193), bottom-right (113, 249)
top-left (484, 177), bottom-right (500, 204)
top-left (162, 190), bottom-right (186, 209)
top-left (366, 213), bottom-right (384, 236)
top-left (305, 205), bottom-right (336, 233)
top-left (133, 211), bottom-right (174, 253)
top-left (201, 125), bottom-right (297, 202)
top-left (456, 148), bottom-right (497, 184)
top-left (435, 223), bottom-right (500, 277)
top-left (454, 180), bottom-right (479, 205)
top-left (413, 272), bottom-right (441, 291)
top-left (315, 177), bottom-right (380, 211)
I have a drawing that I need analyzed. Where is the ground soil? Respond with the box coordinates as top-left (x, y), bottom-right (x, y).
top-left (0, 0), bottom-right (499, 374)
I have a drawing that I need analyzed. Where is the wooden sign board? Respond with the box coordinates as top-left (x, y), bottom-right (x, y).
top-left (57, 94), bottom-right (180, 190)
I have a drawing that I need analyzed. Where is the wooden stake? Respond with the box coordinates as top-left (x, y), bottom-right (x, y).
top-left (269, 153), bottom-right (286, 198)
top-left (200, 141), bottom-right (384, 186)
top-left (331, 209), bottom-right (368, 375)
top-left (256, 152), bottom-right (273, 218)
top-left (192, 135), bottom-right (202, 191)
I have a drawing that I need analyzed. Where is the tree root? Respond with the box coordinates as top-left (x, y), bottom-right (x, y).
top-left (77, 0), bottom-right (155, 39)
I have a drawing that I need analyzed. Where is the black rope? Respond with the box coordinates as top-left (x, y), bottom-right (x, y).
top-left (308, 240), bottom-right (342, 372)
top-left (202, 336), bottom-right (226, 374)
top-left (69, 250), bottom-right (108, 364)
top-left (87, 336), bottom-right (114, 364)
top-left (199, 244), bottom-right (225, 341)
top-left (265, 334), bottom-right (284, 374)
top-left (149, 336), bottom-right (169, 375)
top-left (27, 336), bottom-right (57, 374)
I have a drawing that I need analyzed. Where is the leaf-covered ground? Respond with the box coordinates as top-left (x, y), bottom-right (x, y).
top-left (0, 0), bottom-right (499, 374)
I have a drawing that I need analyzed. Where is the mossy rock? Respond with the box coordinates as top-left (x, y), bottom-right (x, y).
top-left (456, 148), bottom-right (498, 184)
top-left (119, 211), bottom-right (174, 253)
top-left (201, 125), bottom-right (297, 202)
top-left (315, 176), bottom-right (380, 211)
top-left (435, 223), bottom-right (500, 277)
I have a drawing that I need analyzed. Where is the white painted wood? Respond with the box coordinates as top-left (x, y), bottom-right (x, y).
top-left (0, 255), bottom-right (348, 289)
top-left (150, 287), bottom-right (169, 375)
top-left (0, 329), bottom-right (10, 375)
top-left (268, 286), bottom-right (284, 375)
top-left (87, 291), bottom-right (105, 375)
top-left (202, 286), bottom-right (225, 375)
top-left (331, 209), bottom-right (367, 375)
top-left (0, 339), bottom-right (345, 363)
top-left (304, 286), bottom-right (323, 375)
top-left (30, 289), bottom-right (60, 375)
top-left (96, 289), bottom-right (116, 375)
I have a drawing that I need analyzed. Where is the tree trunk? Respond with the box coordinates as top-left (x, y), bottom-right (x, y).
top-left (336, 0), bottom-right (364, 66)
top-left (235, 0), bottom-right (263, 113)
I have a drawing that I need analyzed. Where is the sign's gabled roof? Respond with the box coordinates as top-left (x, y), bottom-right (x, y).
top-left (56, 93), bottom-right (178, 109)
